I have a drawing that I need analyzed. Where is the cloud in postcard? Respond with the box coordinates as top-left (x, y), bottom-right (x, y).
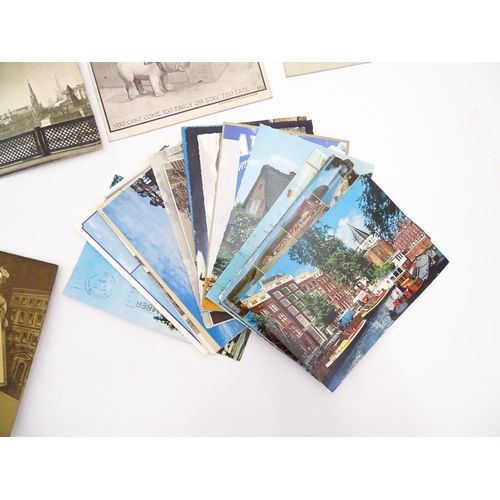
top-left (266, 154), bottom-right (298, 173)
top-left (85, 213), bottom-right (139, 272)
top-left (336, 213), bottom-right (369, 249)
top-left (101, 189), bottom-right (199, 315)
top-left (328, 143), bottom-right (347, 154)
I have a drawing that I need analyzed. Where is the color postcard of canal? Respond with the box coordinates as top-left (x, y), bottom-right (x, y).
top-left (220, 174), bottom-right (449, 392)
top-left (88, 63), bottom-right (272, 141)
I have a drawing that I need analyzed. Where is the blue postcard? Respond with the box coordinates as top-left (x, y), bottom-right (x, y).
top-left (97, 167), bottom-right (246, 352)
top-left (63, 243), bottom-right (188, 342)
top-left (75, 208), bottom-right (208, 353)
top-left (220, 175), bottom-right (449, 392)
top-left (206, 124), bottom-right (372, 308)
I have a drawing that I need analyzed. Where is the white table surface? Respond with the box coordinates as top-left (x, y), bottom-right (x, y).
top-left (1, 62), bottom-right (499, 438)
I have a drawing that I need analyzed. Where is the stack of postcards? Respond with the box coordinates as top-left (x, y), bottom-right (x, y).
top-left (64, 118), bottom-right (449, 392)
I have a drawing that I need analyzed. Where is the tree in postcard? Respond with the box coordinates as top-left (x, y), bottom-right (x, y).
top-left (289, 222), bottom-right (372, 287)
top-left (299, 293), bottom-right (339, 330)
top-left (224, 203), bottom-right (260, 254)
top-left (153, 314), bottom-right (176, 330)
top-left (369, 261), bottom-right (395, 284)
top-left (251, 313), bottom-right (300, 362)
top-left (357, 176), bottom-right (403, 243)
top-left (213, 246), bottom-right (233, 277)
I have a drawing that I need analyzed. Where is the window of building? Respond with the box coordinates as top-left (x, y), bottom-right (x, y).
top-left (288, 306), bottom-right (299, 316)
top-left (35, 314), bottom-right (43, 326)
top-left (281, 287), bottom-right (291, 295)
top-left (260, 309), bottom-right (269, 316)
top-left (289, 324), bottom-right (302, 338)
top-left (273, 291), bottom-right (283, 299)
top-left (248, 198), bottom-right (261, 215)
top-left (281, 298), bottom-right (291, 307)
top-left (278, 313), bottom-right (288, 323)
top-left (289, 294), bottom-right (297, 302)
top-left (269, 303), bottom-right (279, 313)
top-left (296, 314), bottom-right (310, 327)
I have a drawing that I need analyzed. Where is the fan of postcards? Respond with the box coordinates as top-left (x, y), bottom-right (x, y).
top-left (64, 118), bottom-right (448, 393)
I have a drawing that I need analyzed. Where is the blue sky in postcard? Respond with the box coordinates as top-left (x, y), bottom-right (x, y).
top-left (235, 125), bottom-right (373, 205)
top-left (235, 126), bottom-right (325, 204)
top-left (101, 186), bottom-right (244, 347)
top-left (84, 212), bottom-right (140, 273)
top-left (101, 189), bottom-right (199, 314)
top-left (82, 211), bottom-right (191, 331)
top-left (63, 243), bottom-right (186, 340)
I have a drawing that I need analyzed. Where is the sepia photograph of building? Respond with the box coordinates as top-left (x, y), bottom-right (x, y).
top-left (0, 62), bottom-right (101, 177)
top-left (0, 251), bottom-right (58, 436)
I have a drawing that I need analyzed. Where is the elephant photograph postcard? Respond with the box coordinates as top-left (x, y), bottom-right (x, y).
top-left (0, 250), bottom-right (58, 436)
top-left (88, 63), bottom-right (273, 141)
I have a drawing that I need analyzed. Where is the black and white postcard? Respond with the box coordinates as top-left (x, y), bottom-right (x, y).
top-left (0, 62), bottom-right (101, 177)
top-left (88, 63), bottom-right (273, 141)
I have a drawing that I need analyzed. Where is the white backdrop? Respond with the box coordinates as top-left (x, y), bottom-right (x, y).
top-left (2, 62), bottom-right (499, 437)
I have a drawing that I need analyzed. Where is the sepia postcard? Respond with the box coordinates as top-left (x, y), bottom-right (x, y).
top-left (88, 63), bottom-right (273, 141)
top-left (182, 119), bottom-right (314, 312)
top-left (0, 62), bottom-right (101, 178)
top-left (283, 62), bottom-right (367, 77)
top-left (0, 250), bottom-right (58, 436)
top-left (204, 124), bottom-right (357, 311)
top-left (220, 174), bottom-right (449, 392)
top-left (95, 166), bottom-right (245, 352)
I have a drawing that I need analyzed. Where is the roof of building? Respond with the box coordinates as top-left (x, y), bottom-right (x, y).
top-left (243, 164), bottom-right (294, 211)
top-left (348, 223), bottom-right (371, 246)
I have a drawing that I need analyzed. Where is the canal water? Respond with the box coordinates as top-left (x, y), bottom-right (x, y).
top-left (324, 293), bottom-right (396, 392)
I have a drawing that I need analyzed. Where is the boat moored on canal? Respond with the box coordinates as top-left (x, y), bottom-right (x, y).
top-left (325, 319), bottom-right (367, 368)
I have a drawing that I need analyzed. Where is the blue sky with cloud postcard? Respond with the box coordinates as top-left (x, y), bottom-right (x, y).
top-left (96, 166), bottom-right (245, 353)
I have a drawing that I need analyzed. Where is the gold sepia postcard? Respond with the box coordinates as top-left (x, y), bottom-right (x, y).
top-left (0, 250), bottom-right (58, 436)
